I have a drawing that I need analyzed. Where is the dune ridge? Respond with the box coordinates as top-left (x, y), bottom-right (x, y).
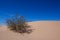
top-left (0, 21), bottom-right (60, 40)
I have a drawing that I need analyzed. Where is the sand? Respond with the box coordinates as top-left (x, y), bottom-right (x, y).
top-left (0, 21), bottom-right (60, 40)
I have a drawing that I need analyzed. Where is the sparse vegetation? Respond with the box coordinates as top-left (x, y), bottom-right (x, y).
top-left (6, 14), bottom-right (32, 34)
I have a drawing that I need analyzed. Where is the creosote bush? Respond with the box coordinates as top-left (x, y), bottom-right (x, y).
top-left (6, 14), bottom-right (32, 34)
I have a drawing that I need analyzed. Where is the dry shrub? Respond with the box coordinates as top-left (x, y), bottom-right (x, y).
top-left (6, 14), bottom-right (32, 34)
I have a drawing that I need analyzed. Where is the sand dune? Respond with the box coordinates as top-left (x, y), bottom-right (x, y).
top-left (0, 21), bottom-right (60, 40)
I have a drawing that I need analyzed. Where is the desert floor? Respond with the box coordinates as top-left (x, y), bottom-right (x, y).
top-left (0, 21), bottom-right (60, 40)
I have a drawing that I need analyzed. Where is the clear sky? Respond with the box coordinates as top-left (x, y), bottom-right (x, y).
top-left (0, 0), bottom-right (60, 25)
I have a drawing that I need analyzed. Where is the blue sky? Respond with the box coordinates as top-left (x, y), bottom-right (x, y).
top-left (0, 0), bottom-right (60, 25)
